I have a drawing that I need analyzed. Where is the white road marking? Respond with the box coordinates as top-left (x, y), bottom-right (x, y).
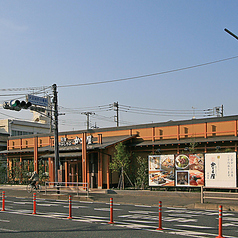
top-left (163, 217), bottom-right (197, 223)
top-left (175, 224), bottom-right (213, 229)
top-left (49, 201), bottom-right (67, 204)
top-left (37, 204), bottom-right (52, 206)
top-left (165, 209), bottom-right (217, 216)
top-left (128, 210), bottom-right (157, 214)
top-left (223, 217), bottom-right (238, 222)
top-left (0, 219), bottom-right (10, 222)
top-left (223, 223), bottom-right (238, 227)
top-left (13, 202), bottom-right (30, 204)
top-left (0, 228), bottom-right (19, 232)
top-left (84, 215), bottom-right (108, 220)
top-left (105, 203), bottom-right (121, 206)
top-left (167, 213), bottom-right (199, 217)
top-left (63, 206), bottom-right (88, 209)
top-left (115, 222), bottom-right (156, 229)
top-left (134, 205), bottom-right (152, 208)
top-left (167, 229), bottom-right (215, 237)
top-left (94, 208), bottom-right (121, 211)
top-left (124, 219), bottom-right (157, 224)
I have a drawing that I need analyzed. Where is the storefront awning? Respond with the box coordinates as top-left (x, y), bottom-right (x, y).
top-left (40, 152), bottom-right (82, 159)
top-left (0, 134), bottom-right (137, 156)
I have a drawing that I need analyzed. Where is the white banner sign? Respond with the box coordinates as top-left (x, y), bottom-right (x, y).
top-left (205, 152), bottom-right (237, 188)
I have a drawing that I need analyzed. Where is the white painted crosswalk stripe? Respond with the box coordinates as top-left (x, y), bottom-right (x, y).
top-left (175, 224), bottom-right (214, 229)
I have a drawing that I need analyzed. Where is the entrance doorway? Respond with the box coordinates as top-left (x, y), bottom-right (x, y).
top-left (89, 153), bottom-right (98, 188)
top-left (68, 160), bottom-right (82, 183)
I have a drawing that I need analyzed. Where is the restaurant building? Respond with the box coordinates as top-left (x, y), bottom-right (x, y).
top-left (2, 115), bottom-right (238, 189)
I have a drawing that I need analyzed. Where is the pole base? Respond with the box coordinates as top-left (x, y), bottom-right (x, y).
top-left (67, 217), bottom-right (72, 219)
top-left (216, 236), bottom-right (224, 238)
top-left (156, 228), bottom-right (163, 230)
top-left (1, 209), bottom-right (5, 211)
top-left (108, 222), bottom-right (114, 224)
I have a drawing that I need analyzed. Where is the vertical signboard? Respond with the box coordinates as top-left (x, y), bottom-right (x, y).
top-left (149, 155), bottom-right (175, 186)
top-left (175, 154), bottom-right (204, 187)
top-left (205, 152), bottom-right (237, 188)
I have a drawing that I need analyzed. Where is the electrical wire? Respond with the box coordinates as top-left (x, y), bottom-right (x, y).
top-left (0, 86), bottom-right (51, 92)
top-left (57, 55), bottom-right (238, 88)
top-left (60, 103), bottom-right (206, 117)
top-left (0, 55), bottom-right (237, 92)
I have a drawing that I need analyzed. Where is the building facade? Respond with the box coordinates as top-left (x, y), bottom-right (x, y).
top-left (2, 115), bottom-right (238, 189)
top-left (0, 119), bottom-right (51, 137)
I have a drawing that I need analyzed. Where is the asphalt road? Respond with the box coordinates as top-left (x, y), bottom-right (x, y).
top-left (0, 195), bottom-right (238, 238)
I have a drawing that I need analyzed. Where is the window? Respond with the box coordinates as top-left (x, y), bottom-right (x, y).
top-left (212, 125), bottom-right (216, 136)
top-left (40, 139), bottom-right (42, 147)
top-left (25, 140), bottom-right (28, 148)
top-left (184, 127), bottom-right (188, 138)
top-left (12, 130), bottom-right (34, 136)
top-left (159, 129), bottom-right (163, 139)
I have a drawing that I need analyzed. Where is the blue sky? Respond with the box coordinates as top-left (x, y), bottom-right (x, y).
top-left (0, 1), bottom-right (238, 131)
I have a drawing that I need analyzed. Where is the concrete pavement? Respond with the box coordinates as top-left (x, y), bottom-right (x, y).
top-left (0, 185), bottom-right (238, 211)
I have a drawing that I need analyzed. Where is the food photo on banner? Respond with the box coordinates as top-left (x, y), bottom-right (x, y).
top-left (149, 154), bottom-right (205, 187)
top-left (205, 152), bottom-right (237, 188)
top-left (175, 154), bottom-right (204, 187)
top-left (148, 155), bottom-right (175, 186)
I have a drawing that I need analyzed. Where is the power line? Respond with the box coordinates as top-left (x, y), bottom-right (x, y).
top-left (0, 55), bottom-right (237, 93)
top-left (119, 104), bottom-right (204, 112)
top-left (0, 86), bottom-right (51, 92)
top-left (57, 55), bottom-right (238, 88)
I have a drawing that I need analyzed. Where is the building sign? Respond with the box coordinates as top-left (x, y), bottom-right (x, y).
top-left (59, 135), bottom-right (93, 146)
top-left (149, 155), bottom-right (175, 186)
top-left (205, 152), bottom-right (237, 188)
top-left (27, 94), bottom-right (48, 107)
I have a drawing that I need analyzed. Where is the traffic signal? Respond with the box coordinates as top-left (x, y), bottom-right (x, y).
top-left (3, 100), bottom-right (32, 111)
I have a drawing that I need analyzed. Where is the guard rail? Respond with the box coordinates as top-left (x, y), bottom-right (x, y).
top-left (45, 182), bottom-right (89, 197)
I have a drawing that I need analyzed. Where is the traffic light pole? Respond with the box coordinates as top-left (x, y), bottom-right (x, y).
top-left (52, 84), bottom-right (60, 183)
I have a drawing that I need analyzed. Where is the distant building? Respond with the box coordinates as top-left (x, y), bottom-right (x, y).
top-left (0, 119), bottom-right (51, 137)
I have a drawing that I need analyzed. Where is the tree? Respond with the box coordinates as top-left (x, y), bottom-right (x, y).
top-left (0, 160), bottom-right (7, 184)
top-left (109, 142), bottom-right (131, 189)
top-left (188, 142), bottom-right (198, 154)
top-left (136, 156), bottom-right (148, 190)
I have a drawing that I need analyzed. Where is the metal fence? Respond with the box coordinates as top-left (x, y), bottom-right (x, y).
top-left (201, 186), bottom-right (238, 203)
top-left (44, 182), bottom-right (89, 197)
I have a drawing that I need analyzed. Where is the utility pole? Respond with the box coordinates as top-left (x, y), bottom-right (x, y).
top-left (52, 84), bottom-right (60, 183)
top-left (221, 104), bottom-right (224, 117)
top-left (205, 105), bottom-right (224, 117)
top-left (82, 112), bottom-right (95, 130)
top-left (114, 102), bottom-right (119, 127)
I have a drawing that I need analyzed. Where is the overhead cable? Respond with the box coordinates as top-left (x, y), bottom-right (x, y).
top-left (57, 55), bottom-right (238, 88)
